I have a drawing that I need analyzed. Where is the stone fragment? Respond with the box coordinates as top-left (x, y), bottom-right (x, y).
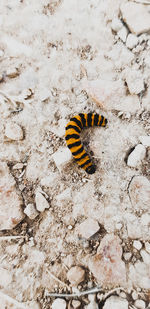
top-left (103, 296), bottom-right (128, 309)
top-left (145, 242), bottom-right (150, 254)
top-left (124, 252), bottom-right (132, 261)
top-left (133, 240), bottom-right (142, 250)
top-left (134, 299), bottom-right (146, 309)
top-left (24, 203), bottom-right (39, 219)
top-left (126, 34), bottom-right (139, 49)
top-left (89, 234), bottom-right (126, 287)
top-left (140, 249), bottom-right (150, 264)
top-left (85, 294), bottom-right (99, 309)
top-left (117, 27), bottom-right (128, 43)
top-left (139, 135), bottom-right (150, 147)
top-left (111, 18), bottom-right (123, 32)
top-left (52, 147), bottom-right (72, 171)
top-left (129, 261), bottom-right (150, 289)
top-left (0, 161), bottom-right (24, 230)
top-left (120, 2), bottom-right (150, 35)
top-left (5, 122), bottom-right (23, 141)
top-left (51, 298), bottom-right (66, 309)
top-left (39, 88), bottom-right (51, 101)
top-left (127, 144), bottom-right (146, 168)
top-left (78, 218), bottom-right (100, 239)
top-left (6, 67), bottom-right (19, 78)
top-left (12, 163), bottom-right (24, 170)
top-left (67, 266), bottom-right (85, 286)
top-left (129, 176), bottom-right (150, 212)
top-left (35, 192), bottom-right (49, 212)
top-left (125, 70), bottom-right (144, 94)
top-left (72, 300), bottom-right (81, 308)
top-left (132, 291), bottom-right (138, 300)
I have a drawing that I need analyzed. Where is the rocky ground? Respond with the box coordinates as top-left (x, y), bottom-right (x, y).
top-left (0, 0), bottom-right (150, 308)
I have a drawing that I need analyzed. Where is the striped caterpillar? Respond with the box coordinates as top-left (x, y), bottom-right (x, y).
top-left (65, 113), bottom-right (107, 174)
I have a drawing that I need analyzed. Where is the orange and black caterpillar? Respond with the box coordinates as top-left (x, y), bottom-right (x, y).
top-left (65, 113), bottom-right (107, 174)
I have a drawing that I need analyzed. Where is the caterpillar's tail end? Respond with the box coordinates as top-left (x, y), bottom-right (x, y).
top-left (86, 165), bottom-right (96, 174)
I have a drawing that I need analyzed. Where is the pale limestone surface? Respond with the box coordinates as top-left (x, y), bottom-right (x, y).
top-left (120, 2), bottom-right (150, 35)
top-left (103, 296), bottom-right (128, 309)
top-left (77, 218), bottom-right (100, 239)
top-left (127, 144), bottom-right (146, 167)
top-left (67, 266), bottom-right (85, 286)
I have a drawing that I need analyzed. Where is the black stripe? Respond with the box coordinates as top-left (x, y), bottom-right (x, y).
top-left (68, 141), bottom-right (81, 149)
top-left (72, 146), bottom-right (84, 156)
top-left (94, 114), bottom-right (99, 126)
top-left (104, 118), bottom-right (108, 126)
top-left (99, 115), bottom-right (104, 126)
top-left (66, 125), bottom-right (81, 134)
top-left (80, 159), bottom-right (91, 168)
top-left (87, 113), bottom-right (92, 127)
top-left (70, 117), bottom-right (83, 129)
top-left (74, 153), bottom-right (88, 161)
top-left (79, 113), bottom-right (86, 127)
top-left (65, 134), bottom-right (80, 140)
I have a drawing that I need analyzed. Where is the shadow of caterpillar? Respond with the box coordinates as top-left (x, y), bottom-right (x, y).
top-left (65, 113), bottom-right (107, 174)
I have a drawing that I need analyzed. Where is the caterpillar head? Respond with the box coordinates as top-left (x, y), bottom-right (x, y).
top-left (86, 165), bottom-right (96, 174)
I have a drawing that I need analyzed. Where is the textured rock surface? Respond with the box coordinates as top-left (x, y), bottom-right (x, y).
top-left (89, 234), bottom-right (126, 287)
top-left (125, 69), bottom-right (145, 94)
top-left (103, 296), bottom-right (128, 309)
top-left (67, 266), bottom-right (85, 286)
top-left (5, 122), bottom-right (23, 141)
top-left (52, 147), bottom-right (72, 171)
top-left (120, 2), bottom-right (150, 35)
top-left (35, 192), bottom-right (50, 212)
top-left (0, 161), bottom-right (24, 230)
top-left (52, 298), bottom-right (66, 309)
top-left (77, 218), bottom-right (100, 239)
top-left (129, 176), bottom-right (150, 212)
top-left (127, 144), bottom-right (146, 167)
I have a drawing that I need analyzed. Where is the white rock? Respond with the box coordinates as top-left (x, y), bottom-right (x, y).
top-left (145, 242), bottom-right (150, 254)
top-left (140, 250), bottom-right (150, 265)
top-left (127, 144), bottom-right (146, 168)
top-left (67, 266), bottom-right (85, 286)
top-left (139, 136), bottom-right (150, 147)
top-left (78, 218), bottom-right (100, 239)
top-left (133, 241), bottom-right (142, 250)
top-left (129, 176), bottom-right (150, 212)
top-left (72, 300), bottom-right (81, 308)
top-left (125, 70), bottom-right (145, 95)
top-left (51, 298), bottom-right (66, 309)
top-left (5, 122), bottom-right (23, 141)
top-left (12, 163), bottom-right (24, 170)
top-left (134, 299), bottom-right (146, 309)
top-left (40, 173), bottom-right (58, 186)
top-left (119, 95), bottom-right (140, 113)
top-left (126, 34), bottom-right (139, 49)
top-left (129, 261), bottom-right (150, 289)
top-left (52, 147), bottom-right (72, 171)
top-left (120, 2), bottom-right (150, 35)
top-left (39, 88), bottom-right (51, 101)
top-left (111, 18), bottom-right (123, 32)
top-left (124, 252), bottom-right (132, 261)
top-left (125, 213), bottom-right (142, 239)
top-left (0, 161), bottom-right (24, 230)
top-left (118, 27), bottom-right (128, 43)
top-left (132, 291), bottom-right (138, 300)
top-left (35, 192), bottom-right (49, 212)
top-left (24, 203), bottom-right (39, 219)
top-left (103, 296), bottom-right (128, 309)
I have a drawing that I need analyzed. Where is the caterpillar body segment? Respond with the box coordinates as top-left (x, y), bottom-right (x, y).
top-left (65, 113), bottom-right (107, 174)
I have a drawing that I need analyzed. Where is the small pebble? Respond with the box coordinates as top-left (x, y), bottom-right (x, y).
top-left (139, 136), bottom-right (150, 147)
top-left (5, 122), bottom-right (24, 141)
top-left (35, 192), bottom-right (50, 212)
top-left (118, 27), bottom-right (128, 43)
top-left (12, 163), bottom-right (24, 170)
top-left (24, 203), bottom-right (39, 219)
top-left (6, 67), bottom-right (19, 78)
top-left (145, 242), bottom-right (150, 254)
top-left (124, 252), bottom-right (132, 261)
top-left (133, 240), bottom-right (142, 250)
top-left (78, 218), bottom-right (100, 239)
top-left (51, 298), bottom-right (66, 309)
top-left (67, 266), bottom-right (85, 286)
top-left (111, 18), bottom-right (123, 32)
top-left (126, 33), bottom-right (138, 49)
top-left (134, 299), bottom-right (146, 309)
top-left (72, 300), bottom-right (81, 308)
top-left (132, 291), bottom-right (138, 300)
top-left (127, 144), bottom-right (146, 168)
top-left (140, 249), bottom-right (150, 264)
top-left (52, 147), bottom-right (72, 171)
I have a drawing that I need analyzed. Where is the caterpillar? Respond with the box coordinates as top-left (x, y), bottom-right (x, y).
top-left (65, 113), bottom-right (107, 174)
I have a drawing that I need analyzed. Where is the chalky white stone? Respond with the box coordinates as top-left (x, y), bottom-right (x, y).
top-left (72, 300), bottom-right (81, 309)
top-left (78, 218), bottom-right (100, 239)
top-left (0, 161), bottom-right (24, 230)
top-left (5, 122), bottom-right (23, 141)
top-left (24, 203), bottom-right (39, 219)
top-left (126, 34), bottom-right (138, 49)
top-left (35, 192), bottom-right (49, 212)
top-left (139, 135), bottom-right (150, 147)
top-left (103, 296), bottom-right (128, 309)
top-left (67, 266), bottom-right (85, 286)
top-left (133, 240), bottom-right (142, 250)
top-left (52, 147), bottom-right (72, 171)
top-left (7, 67), bottom-right (19, 78)
top-left (127, 144), bottom-right (146, 168)
top-left (111, 18), bottom-right (123, 32)
top-left (134, 299), bottom-right (146, 309)
top-left (52, 298), bottom-right (66, 309)
top-left (117, 27), bottom-right (128, 43)
top-left (120, 2), bottom-right (150, 35)
top-left (125, 70), bottom-right (144, 95)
